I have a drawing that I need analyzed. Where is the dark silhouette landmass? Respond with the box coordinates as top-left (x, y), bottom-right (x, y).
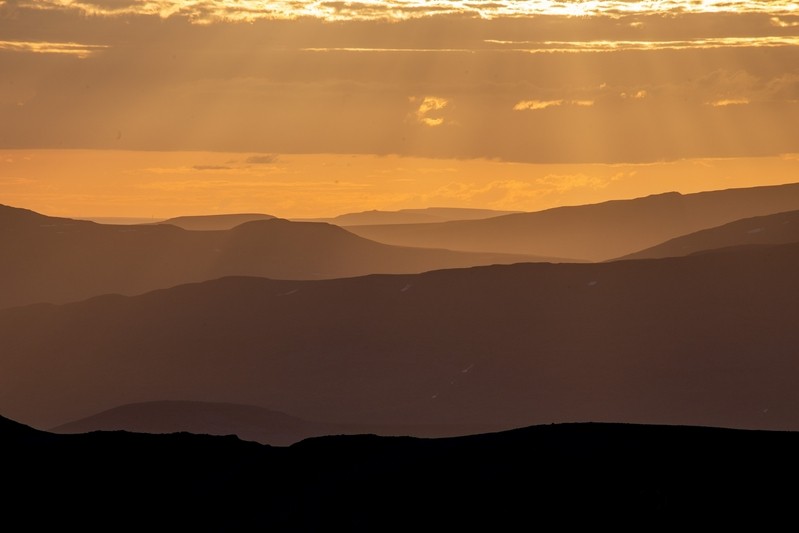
top-left (619, 208), bottom-right (799, 260)
top-left (4, 242), bottom-right (799, 430)
top-left (0, 205), bottom-right (547, 309)
top-left (347, 182), bottom-right (799, 261)
top-left (4, 415), bottom-right (799, 526)
top-left (158, 213), bottom-right (275, 230)
top-left (297, 207), bottom-right (520, 226)
top-left (52, 400), bottom-right (503, 445)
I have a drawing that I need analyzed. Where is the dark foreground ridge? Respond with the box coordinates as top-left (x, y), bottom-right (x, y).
top-left (4, 415), bottom-right (798, 528)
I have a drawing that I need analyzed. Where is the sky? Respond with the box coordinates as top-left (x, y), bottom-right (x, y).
top-left (1, 1), bottom-right (798, 218)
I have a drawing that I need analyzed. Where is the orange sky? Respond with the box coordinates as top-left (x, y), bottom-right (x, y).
top-left (3, 150), bottom-right (799, 218)
top-left (1, 1), bottom-right (798, 217)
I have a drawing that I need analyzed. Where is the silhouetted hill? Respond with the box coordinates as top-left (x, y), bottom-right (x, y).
top-left (52, 400), bottom-right (501, 445)
top-left (159, 213), bottom-right (275, 230)
top-left (0, 204), bottom-right (544, 309)
top-left (3, 243), bottom-right (799, 430)
top-left (298, 207), bottom-right (519, 226)
top-left (4, 416), bottom-right (799, 526)
top-left (619, 209), bottom-right (799, 260)
top-left (347, 182), bottom-right (799, 261)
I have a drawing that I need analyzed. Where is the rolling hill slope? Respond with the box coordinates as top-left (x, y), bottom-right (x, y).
top-left (619, 209), bottom-right (799, 260)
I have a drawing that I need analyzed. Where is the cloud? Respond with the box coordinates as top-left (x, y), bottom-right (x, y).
top-left (621, 90), bottom-right (647, 99)
top-left (302, 47), bottom-right (475, 53)
top-left (245, 154), bottom-right (280, 164)
top-left (707, 98), bottom-right (750, 107)
top-left (81, 0), bottom-right (141, 7)
top-left (766, 74), bottom-right (799, 101)
top-left (0, 39), bottom-right (107, 57)
top-left (513, 99), bottom-right (593, 111)
top-left (485, 36), bottom-right (799, 53)
top-left (13, 1), bottom-right (799, 22)
top-left (771, 17), bottom-right (799, 28)
top-left (513, 100), bottom-right (563, 111)
top-left (413, 96), bottom-right (449, 127)
top-left (303, 35), bottom-right (799, 55)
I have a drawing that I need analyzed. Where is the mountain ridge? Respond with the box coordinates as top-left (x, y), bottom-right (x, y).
top-left (619, 208), bottom-right (799, 260)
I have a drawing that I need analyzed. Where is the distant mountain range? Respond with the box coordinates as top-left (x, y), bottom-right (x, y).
top-left (296, 207), bottom-right (520, 226)
top-left (5, 415), bottom-right (799, 526)
top-left (4, 241), bottom-right (799, 431)
top-left (347, 182), bottom-right (799, 261)
top-left (0, 205), bottom-right (543, 309)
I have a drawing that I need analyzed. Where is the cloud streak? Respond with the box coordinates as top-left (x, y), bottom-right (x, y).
top-left (485, 36), bottom-right (799, 53)
top-left (708, 98), bottom-right (751, 106)
top-left (246, 154), bottom-right (280, 164)
top-left (514, 100), bottom-right (563, 110)
top-left (513, 99), bottom-right (594, 110)
top-left (0, 39), bottom-right (107, 57)
top-left (300, 36), bottom-right (799, 55)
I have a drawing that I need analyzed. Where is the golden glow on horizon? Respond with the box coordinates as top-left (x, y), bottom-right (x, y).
top-left (2, 150), bottom-right (799, 219)
top-left (12, 1), bottom-right (799, 22)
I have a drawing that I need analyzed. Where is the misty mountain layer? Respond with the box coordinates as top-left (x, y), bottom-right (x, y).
top-left (348, 182), bottom-right (799, 260)
top-left (0, 204), bottom-right (543, 309)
